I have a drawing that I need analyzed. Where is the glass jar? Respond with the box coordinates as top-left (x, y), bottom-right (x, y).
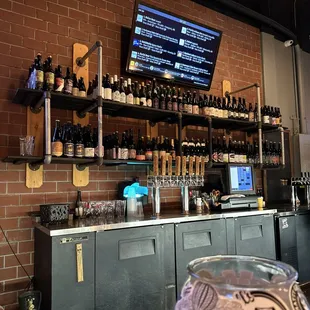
top-left (175, 255), bottom-right (309, 310)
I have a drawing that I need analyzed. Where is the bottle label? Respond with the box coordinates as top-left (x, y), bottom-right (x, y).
top-left (75, 144), bottom-right (84, 157)
top-left (72, 87), bottom-right (79, 96)
top-left (212, 152), bottom-right (218, 162)
top-left (178, 103), bottom-right (183, 112)
top-left (276, 117), bottom-right (280, 125)
top-left (203, 107), bottom-right (209, 116)
top-left (120, 92), bottom-right (126, 103)
top-left (213, 108), bottom-right (218, 118)
top-left (223, 153), bottom-right (229, 163)
top-left (240, 112), bottom-right (245, 119)
top-left (193, 105), bottom-right (199, 115)
top-left (35, 71), bottom-right (44, 90)
top-left (183, 103), bottom-right (188, 112)
top-left (117, 148), bottom-right (122, 160)
top-left (104, 88), bottom-right (112, 100)
top-left (229, 153), bottom-right (235, 163)
top-left (160, 101), bottom-right (166, 110)
top-left (146, 99), bottom-right (152, 107)
top-left (64, 79), bottom-right (73, 94)
top-left (187, 104), bottom-right (192, 114)
top-left (129, 149), bottom-right (136, 159)
top-left (95, 145), bottom-right (104, 157)
top-left (218, 152), bottom-right (224, 162)
top-left (121, 148), bottom-right (129, 160)
top-left (249, 111), bottom-right (254, 122)
top-left (112, 90), bottom-right (120, 102)
top-left (263, 115), bottom-right (269, 123)
top-left (272, 117), bottom-right (276, 125)
top-left (79, 90), bottom-right (86, 98)
top-left (153, 98), bottom-right (159, 109)
top-left (209, 107), bottom-right (214, 116)
top-left (134, 97), bottom-right (140, 105)
top-left (45, 72), bottom-right (54, 88)
top-left (173, 102), bottom-right (178, 111)
top-left (145, 150), bottom-right (153, 161)
top-left (101, 86), bottom-right (104, 99)
top-left (136, 154), bottom-right (145, 161)
top-left (127, 93), bottom-right (134, 104)
top-left (64, 142), bottom-right (74, 157)
top-left (52, 141), bottom-right (63, 157)
top-left (85, 147), bottom-right (95, 158)
top-left (153, 150), bottom-right (159, 158)
top-left (112, 147), bottom-right (117, 159)
top-left (167, 101), bottom-right (173, 111)
top-left (223, 110), bottom-right (228, 118)
top-left (55, 77), bottom-right (64, 92)
top-left (228, 110), bottom-right (233, 118)
top-left (170, 150), bottom-right (176, 160)
top-left (140, 97), bottom-right (147, 106)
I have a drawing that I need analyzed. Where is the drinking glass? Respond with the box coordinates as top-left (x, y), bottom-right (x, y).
top-left (175, 255), bottom-right (309, 310)
top-left (25, 135), bottom-right (35, 155)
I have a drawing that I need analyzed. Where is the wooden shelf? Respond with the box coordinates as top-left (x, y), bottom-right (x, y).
top-left (13, 88), bottom-right (179, 124)
top-left (3, 156), bottom-right (153, 167)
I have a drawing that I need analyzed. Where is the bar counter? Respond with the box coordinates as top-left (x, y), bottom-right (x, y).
top-left (34, 208), bottom-right (277, 236)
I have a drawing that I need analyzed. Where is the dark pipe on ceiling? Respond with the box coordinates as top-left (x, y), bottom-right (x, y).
top-left (210, 0), bottom-right (297, 42)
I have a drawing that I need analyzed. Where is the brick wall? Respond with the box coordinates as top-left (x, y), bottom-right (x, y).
top-left (0, 0), bottom-right (262, 308)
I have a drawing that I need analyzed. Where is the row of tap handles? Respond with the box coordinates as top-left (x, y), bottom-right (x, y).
top-left (291, 172), bottom-right (310, 186)
top-left (291, 172), bottom-right (310, 208)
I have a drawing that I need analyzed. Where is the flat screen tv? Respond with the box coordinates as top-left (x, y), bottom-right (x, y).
top-left (126, 2), bottom-right (222, 90)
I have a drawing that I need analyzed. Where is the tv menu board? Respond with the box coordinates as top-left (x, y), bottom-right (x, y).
top-left (126, 2), bottom-right (222, 90)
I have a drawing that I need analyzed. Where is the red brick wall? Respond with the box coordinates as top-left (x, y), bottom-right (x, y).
top-left (0, 0), bottom-right (262, 308)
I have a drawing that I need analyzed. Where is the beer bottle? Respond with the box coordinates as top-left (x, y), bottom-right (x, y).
top-left (63, 67), bottom-right (73, 95)
top-left (223, 136), bottom-right (229, 163)
top-left (187, 91), bottom-right (192, 114)
top-left (78, 77), bottom-right (86, 97)
top-left (54, 65), bottom-right (64, 92)
top-left (146, 84), bottom-right (152, 107)
top-left (228, 137), bottom-right (235, 163)
top-left (87, 81), bottom-right (93, 99)
top-left (35, 53), bottom-right (44, 90)
top-left (227, 96), bottom-right (233, 119)
top-left (254, 103), bottom-right (258, 122)
top-left (212, 136), bottom-right (218, 162)
top-left (217, 137), bottom-right (224, 163)
top-left (160, 86), bottom-right (166, 110)
top-left (84, 127), bottom-right (95, 158)
top-left (136, 130), bottom-right (146, 161)
top-left (75, 125), bottom-right (85, 158)
top-left (52, 120), bottom-right (63, 157)
top-left (139, 83), bottom-right (147, 106)
top-left (112, 74), bottom-right (120, 102)
top-left (182, 92), bottom-right (187, 113)
top-left (120, 132), bottom-right (129, 160)
top-left (152, 79), bottom-right (159, 109)
top-left (63, 123), bottom-right (74, 157)
top-left (44, 55), bottom-right (54, 91)
top-left (145, 135), bottom-right (153, 161)
top-left (133, 81), bottom-right (140, 105)
top-left (172, 87), bottom-right (178, 112)
top-left (126, 82), bottom-right (134, 104)
top-left (222, 97), bottom-right (228, 119)
top-left (120, 77), bottom-right (126, 103)
top-left (72, 73), bottom-right (79, 96)
top-left (248, 103), bottom-right (254, 122)
top-left (203, 94), bottom-right (209, 116)
top-left (128, 129), bottom-right (136, 159)
top-left (213, 96), bottom-right (218, 118)
top-left (217, 97), bottom-right (223, 118)
top-left (166, 86), bottom-right (172, 111)
top-left (104, 73), bottom-right (112, 100)
top-left (232, 97), bottom-right (238, 119)
top-left (192, 91), bottom-right (199, 115)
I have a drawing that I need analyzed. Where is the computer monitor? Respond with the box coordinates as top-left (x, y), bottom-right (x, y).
top-left (227, 164), bottom-right (256, 195)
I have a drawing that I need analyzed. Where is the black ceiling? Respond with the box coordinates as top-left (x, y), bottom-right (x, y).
top-left (193, 0), bottom-right (310, 53)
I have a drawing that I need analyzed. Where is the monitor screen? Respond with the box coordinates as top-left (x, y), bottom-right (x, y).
top-left (126, 2), bottom-right (222, 90)
top-left (228, 165), bottom-right (256, 195)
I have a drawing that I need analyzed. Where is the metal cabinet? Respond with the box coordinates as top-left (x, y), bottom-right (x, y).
top-left (296, 213), bottom-right (310, 282)
top-left (34, 228), bottom-right (95, 310)
top-left (95, 224), bottom-right (175, 310)
top-left (226, 215), bottom-right (276, 259)
top-left (175, 219), bottom-right (227, 295)
top-left (275, 215), bottom-right (298, 271)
